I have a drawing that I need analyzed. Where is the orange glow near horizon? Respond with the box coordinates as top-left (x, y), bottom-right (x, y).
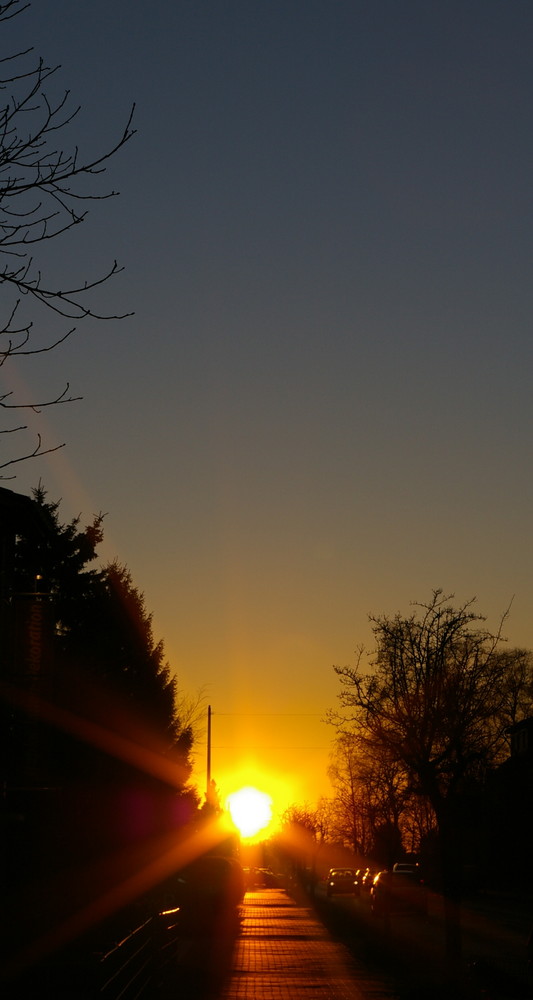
top-left (195, 703), bottom-right (332, 814)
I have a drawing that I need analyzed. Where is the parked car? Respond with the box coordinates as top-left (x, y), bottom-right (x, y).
top-left (370, 868), bottom-right (427, 916)
top-left (325, 868), bottom-right (359, 897)
top-left (359, 867), bottom-right (378, 892)
top-left (392, 862), bottom-right (420, 876)
top-left (249, 867), bottom-right (279, 888)
top-left (173, 854), bottom-right (245, 931)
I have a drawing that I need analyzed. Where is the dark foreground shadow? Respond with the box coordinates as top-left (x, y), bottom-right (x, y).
top-left (159, 907), bottom-right (242, 1000)
top-left (157, 854), bottom-right (244, 999)
top-left (1, 854), bottom-right (244, 999)
top-left (305, 887), bottom-right (533, 1000)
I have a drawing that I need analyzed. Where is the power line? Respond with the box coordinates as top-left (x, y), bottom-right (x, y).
top-left (196, 743), bottom-right (332, 750)
top-left (213, 712), bottom-right (324, 717)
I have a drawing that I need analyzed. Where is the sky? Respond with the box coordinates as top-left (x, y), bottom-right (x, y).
top-left (3, 0), bottom-right (533, 819)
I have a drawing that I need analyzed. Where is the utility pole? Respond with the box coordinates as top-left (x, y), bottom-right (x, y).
top-left (206, 704), bottom-right (212, 799)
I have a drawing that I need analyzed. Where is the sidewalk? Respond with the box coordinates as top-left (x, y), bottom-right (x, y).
top-left (218, 888), bottom-right (398, 1000)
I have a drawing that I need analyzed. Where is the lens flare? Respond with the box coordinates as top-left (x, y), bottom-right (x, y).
top-left (226, 786), bottom-right (272, 839)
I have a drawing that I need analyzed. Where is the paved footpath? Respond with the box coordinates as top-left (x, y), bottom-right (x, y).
top-left (218, 889), bottom-right (398, 1000)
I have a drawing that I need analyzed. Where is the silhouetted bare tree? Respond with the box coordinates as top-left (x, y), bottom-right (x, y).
top-left (496, 647), bottom-right (533, 733)
top-left (327, 736), bottom-right (368, 855)
top-left (0, 0), bottom-right (134, 475)
top-left (329, 589), bottom-right (528, 961)
top-left (328, 734), bottom-right (411, 860)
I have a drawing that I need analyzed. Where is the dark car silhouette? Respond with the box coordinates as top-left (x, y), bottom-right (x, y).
top-left (173, 855), bottom-right (245, 932)
top-left (370, 867), bottom-right (427, 916)
top-left (326, 868), bottom-right (359, 897)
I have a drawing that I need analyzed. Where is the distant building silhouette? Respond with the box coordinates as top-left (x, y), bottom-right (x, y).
top-left (507, 716), bottom-right (533, 759)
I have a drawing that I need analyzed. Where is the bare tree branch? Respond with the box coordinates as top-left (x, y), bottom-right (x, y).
top-left (0, 381), bottom-right (81, 409)
top-left (0, 430), bottom-right (64, 473)
top-left (1, 1), bottom-right (134, 472)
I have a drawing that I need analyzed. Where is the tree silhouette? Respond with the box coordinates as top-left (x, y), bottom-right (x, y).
top-left (2, 487), bottom-right (198, 972)
top-left (11, 486), bottom-right (193, 774)
top-left (330, 589), bottom-right (531, 961)
top-left (328, 734), bottom-right (411, 860)
top-left (0, 0), bottom-right (134, 475)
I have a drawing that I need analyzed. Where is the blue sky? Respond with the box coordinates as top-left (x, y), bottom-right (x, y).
top-left (4, 0), bottom-right (533, 808)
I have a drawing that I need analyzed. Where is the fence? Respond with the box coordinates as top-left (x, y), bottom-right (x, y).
top-left (99, 907), bottom-right (184, 999)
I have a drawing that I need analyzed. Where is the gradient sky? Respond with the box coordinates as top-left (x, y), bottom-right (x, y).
top-left (4, 1), bottom-right (533, 816)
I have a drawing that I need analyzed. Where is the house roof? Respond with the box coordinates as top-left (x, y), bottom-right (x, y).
top-left (0, 487), bottom-right (51, 536)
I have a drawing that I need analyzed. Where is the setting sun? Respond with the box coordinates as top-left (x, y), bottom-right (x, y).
top-left (226, 786), bottom-right (273, 839)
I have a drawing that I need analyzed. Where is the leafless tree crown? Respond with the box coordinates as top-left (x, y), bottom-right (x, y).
top-left (0, 0), bottom-right (135, 475)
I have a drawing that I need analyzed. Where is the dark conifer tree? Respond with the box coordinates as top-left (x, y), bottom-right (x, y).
top-left (10, 487), bottom-right (197, 851)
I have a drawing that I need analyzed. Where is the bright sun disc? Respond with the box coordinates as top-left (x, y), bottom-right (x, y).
top-left (227, 786), bottom-right (272, 839)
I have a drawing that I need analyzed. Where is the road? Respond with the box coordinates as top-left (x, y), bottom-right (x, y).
top-left (312, 881), bottom-right (533, 999)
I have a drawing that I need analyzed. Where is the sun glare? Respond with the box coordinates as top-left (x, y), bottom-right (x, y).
top-left (226, 786), bottom-right (273, 840)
